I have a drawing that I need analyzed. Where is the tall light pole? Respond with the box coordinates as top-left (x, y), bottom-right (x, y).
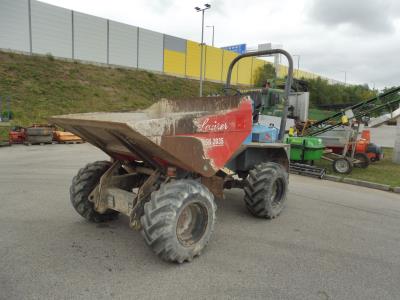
top-left (206, 25), bottom-right (215, 46)
top-left (195, 4), bottom-right (211, 97)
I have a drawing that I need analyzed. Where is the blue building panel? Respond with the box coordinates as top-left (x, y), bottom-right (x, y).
top-left (221, 44), bottom-right (246, 54)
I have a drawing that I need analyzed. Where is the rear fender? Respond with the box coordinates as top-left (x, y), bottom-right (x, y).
top-left (226, 146), bottom-right (289, 173)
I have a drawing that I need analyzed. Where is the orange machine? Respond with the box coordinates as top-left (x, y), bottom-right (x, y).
top-left (329, 129), bottom-right (383, 163)
top-left (355, 130), bottom-right (383, 162)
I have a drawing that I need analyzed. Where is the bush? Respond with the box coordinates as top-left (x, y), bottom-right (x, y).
top-left (1, 111), bottom-right (13, 120)
top-left (46, 53), bottom-right (55, 61)
top-left (306, 77), bottom-right (376, 106)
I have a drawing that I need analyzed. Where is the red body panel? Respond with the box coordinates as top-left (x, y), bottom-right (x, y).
top-left (179, 100), bottom-right (253, 170)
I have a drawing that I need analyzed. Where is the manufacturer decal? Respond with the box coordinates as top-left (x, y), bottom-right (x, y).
top-left (198, 118), bottom-right (229, 132)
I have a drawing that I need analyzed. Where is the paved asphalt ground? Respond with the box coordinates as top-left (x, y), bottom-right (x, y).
top-left (1, 143), bottom-right (400, 300)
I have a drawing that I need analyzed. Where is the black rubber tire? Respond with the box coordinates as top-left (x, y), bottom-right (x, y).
top-left (332, 157), bottom-right (353, 174)
top-left (244, 162), bottom-right (288, 219)
top-left (70, 161), bottom-right (119, 222)
top-left (26, 127), bottom-right (53, 136)
top-left (140, 179), bottom-right (216, 263)
top-left (354, 152), bottom-right (370, 169)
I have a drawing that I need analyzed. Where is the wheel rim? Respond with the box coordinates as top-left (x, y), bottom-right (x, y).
top-left (176, 202), bottom-right (208, 247)
top-left (270, 178), bottom-right (285, 208)
top-left (335, 159), bottom-right (349, 173)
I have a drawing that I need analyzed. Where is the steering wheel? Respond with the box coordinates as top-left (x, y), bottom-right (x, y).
top-left (222, 86), bottom-right (242, 96)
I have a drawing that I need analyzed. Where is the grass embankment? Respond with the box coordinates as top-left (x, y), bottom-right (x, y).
top-left (0, 51), bottom-right (223, 139)
top-left (315, 147), bottom-right (400, 187)
top-left (308, 108), bottom-right (333, 121)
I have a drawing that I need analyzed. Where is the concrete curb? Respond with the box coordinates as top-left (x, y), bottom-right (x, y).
top-left (324, 175), bottom-right (342, 182)
top-left (324, 175), bottom-right (397, 193)
top-left (342, 178), bottom-right (391, 191)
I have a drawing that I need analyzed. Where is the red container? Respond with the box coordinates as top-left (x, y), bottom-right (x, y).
top-left (355, 139), bottom-right (368, 153)
top-left (361, 130), bottom-right (371, 141)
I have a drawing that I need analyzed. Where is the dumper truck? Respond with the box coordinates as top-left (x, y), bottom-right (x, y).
top-left (50, 49), bottom-right (294, 263)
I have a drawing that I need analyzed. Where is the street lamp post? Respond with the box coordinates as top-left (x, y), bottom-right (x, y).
top-left (206, 25), bottom-right (215, 46)
top-left (195, 4), bottom-right (211, 97)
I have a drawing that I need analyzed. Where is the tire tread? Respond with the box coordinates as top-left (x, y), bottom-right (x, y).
top-left (140, 180), bottom-right (216, 263)
top-left (70, 161), bottom-right (119, 223)
top-left (244, 162), bottom-right (288, 219)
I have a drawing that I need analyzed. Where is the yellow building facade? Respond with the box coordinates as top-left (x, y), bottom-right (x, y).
top-left (164, 39), bottom-right (322, 86)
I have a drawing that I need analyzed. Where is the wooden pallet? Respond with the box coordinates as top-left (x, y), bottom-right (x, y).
top-left (58, 140), bottom-right (85, 144)
top-left (24, 141), bottom-right (56, 146)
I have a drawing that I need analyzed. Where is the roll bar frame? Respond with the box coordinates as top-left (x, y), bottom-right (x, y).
top-left (225, 49), bottom-right (294, 141)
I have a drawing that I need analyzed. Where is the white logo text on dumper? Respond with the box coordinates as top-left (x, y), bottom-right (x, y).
top-left (199, 118), bottom-right (229, 132)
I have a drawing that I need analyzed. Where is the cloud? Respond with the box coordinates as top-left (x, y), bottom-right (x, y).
top-left (308, 0), bottom-right (400, 34)
top-left (145, 0), bottom-right (173, 14)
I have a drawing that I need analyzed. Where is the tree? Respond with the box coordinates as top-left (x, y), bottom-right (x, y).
top-left (252, 65), bottom-right (377, 106)
top-left (253, 63), bottom-right (276, 87)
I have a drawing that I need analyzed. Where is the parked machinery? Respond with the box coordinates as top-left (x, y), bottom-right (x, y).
top-left (8, 126), bottom-right (25, 144)
top-left (298, 87), bottom-right (400, 173)
top-left (50, 49), bottom-right (294, 263)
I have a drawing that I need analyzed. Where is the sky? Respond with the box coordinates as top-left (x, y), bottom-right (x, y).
top-left (40, 0), bottom-right (400, 89)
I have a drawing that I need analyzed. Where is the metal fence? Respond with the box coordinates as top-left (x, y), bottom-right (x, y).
top-left (0, 0), bottom-right (325, 85)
